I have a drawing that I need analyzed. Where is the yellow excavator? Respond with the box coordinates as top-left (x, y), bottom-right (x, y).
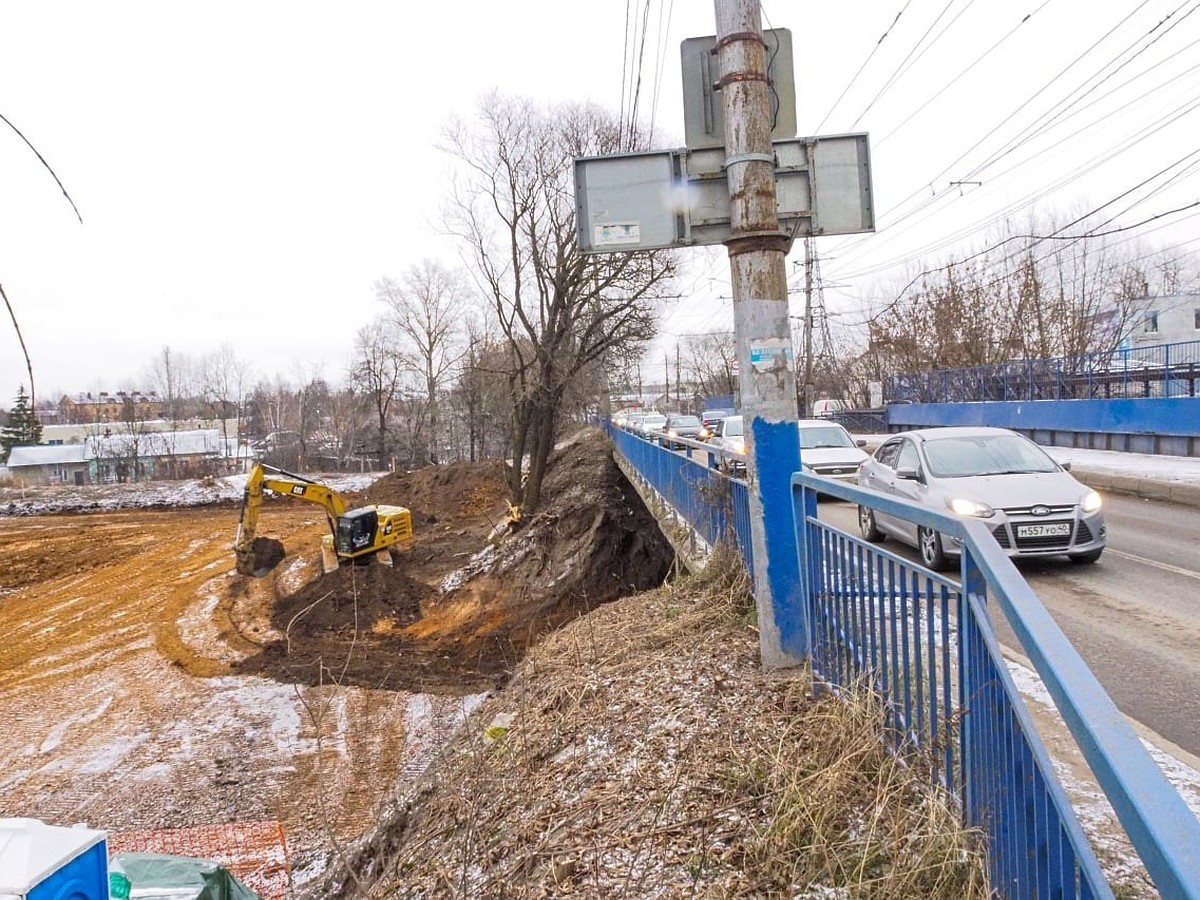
top-left (234, 463), bottom-right (414, 576)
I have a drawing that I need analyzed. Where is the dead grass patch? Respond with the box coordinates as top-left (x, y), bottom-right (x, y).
top-left (303, 546), bottom-right (988, 898)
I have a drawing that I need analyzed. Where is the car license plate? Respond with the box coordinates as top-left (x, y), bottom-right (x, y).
top-left (1016, 522), bottom-right (1071, 538)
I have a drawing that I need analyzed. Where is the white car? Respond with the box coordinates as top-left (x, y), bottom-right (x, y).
top-left (797, 419), bottom-right (870, 482)
top-left (639, 412), bottom-right (667, 434)
top-left (857, 426), bottom-right (1106, 570)
top-left (709, 414), bottom-right (746, 472)
top-left (710, 417), bottom-right (869, 482)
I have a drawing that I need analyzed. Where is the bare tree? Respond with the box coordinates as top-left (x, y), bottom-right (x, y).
top-left (450, 313), bottom-right (510, 462)
top-left (199, 344), bottom-right (253, 455)
top-left (443, 94), bottom-right (677, 512)
top-left (679, 331), bottom-right (738, 399)
top-left (375, 262), bottom-right (467, 465)
top-left (869, 212), bottom-right (1168, 382)
top-left (351, 319), bottom-right (406, 463)
top-left (144, 345), bottom-right (196, 424)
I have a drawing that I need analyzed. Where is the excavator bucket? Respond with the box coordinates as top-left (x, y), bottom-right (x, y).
top-left (236, 537), bottom-right (285, 577)
top-left (320, 536), bottom-right (339, 575)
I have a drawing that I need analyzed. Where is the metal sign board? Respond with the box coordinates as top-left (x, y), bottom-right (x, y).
top-left (573, 150), bottom-right (681, 253)
top-left (574, 134), bottom-right (874, 254)
top-left (681, 28), bottom-right (796, 150)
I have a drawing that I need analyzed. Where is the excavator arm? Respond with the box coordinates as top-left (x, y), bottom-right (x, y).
top-left (234, 463), bottom-right (350, 575)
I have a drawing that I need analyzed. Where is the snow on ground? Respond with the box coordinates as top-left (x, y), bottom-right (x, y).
top-left (0, 471), bottom-right (388, 515)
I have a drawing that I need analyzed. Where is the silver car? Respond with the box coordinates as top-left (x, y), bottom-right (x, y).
top-left (797, 419), bottom-right (870, 482)
top-left (856, 426), bottom-right (1106, 570)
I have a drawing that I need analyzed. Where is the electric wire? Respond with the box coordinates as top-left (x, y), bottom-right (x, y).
top-left (646, 0), bottom-right (676, 146)
top-left (830, 0), bottom-right (1157, 263)
top-left (813, 0), bottom-right (919, 133)
top-left (868, 0), bottom-right (1055, 144)
top-left (826, 52), bottom-right (1200, 280)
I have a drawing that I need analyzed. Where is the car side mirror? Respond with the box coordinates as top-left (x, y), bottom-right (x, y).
top-left (896, 466), bottom-right (920, 481)
top-left (1060, 461), bottom-right (1072, 471)
top-left (855, 439), bottom-right (867, 447)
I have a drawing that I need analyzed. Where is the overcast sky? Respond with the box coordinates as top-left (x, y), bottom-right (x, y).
top-left (3, 1), bottom-right (1198, 404)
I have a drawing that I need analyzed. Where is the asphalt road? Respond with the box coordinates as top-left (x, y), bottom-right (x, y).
top-left (819, 494), bottom-right (1200, 757)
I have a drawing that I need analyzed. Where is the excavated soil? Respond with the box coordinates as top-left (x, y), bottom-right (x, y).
top-left (0, 432), bottom-right (673, 888)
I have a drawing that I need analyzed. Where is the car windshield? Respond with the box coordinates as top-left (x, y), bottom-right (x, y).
top-left (722, 416), bottom-right (743, 437)
top-left (670, 416), bottom-right (701, 428)
top-left (922, 434), bottom-right (1059, 478)
top-left (799, 424), bottom-right (855, 449)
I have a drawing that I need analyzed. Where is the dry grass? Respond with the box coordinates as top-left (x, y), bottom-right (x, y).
top-left (306, 546), bottom-right (988, 898)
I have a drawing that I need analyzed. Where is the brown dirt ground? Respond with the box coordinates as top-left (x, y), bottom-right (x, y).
top-left (0, 432), bottom-right (673, 890)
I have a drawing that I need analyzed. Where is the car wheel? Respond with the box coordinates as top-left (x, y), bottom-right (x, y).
top-left (858, 505), bottom-right (884, 542)
top-left (918, 526), bottom-right (951, 571)
top-left (1068, 548), bottom-right (1103, 564)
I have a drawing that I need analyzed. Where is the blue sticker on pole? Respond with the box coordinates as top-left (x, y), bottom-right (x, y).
top-left (749, 338), bottom-right (794, 374)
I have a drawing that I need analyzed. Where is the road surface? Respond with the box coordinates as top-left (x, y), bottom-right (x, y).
top-left (819, 494), bottom-right (1200, 757)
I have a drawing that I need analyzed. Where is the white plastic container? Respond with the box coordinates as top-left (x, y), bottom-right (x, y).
top-left (0, 818), bottom-right (108, 900)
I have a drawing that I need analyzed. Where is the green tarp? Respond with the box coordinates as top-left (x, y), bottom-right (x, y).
top-left (112, 852), bottom-right (259, 900)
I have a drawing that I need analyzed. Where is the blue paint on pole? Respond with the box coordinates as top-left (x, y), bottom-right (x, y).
top-left (750, 416), bottom-right (806, 657)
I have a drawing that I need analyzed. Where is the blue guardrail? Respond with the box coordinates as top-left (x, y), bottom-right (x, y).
top-left (607, 422), bottom-right (1200, 898)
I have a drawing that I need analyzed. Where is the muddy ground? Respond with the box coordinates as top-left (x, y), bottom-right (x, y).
top-left (0, 432), bottom-right (673, 891)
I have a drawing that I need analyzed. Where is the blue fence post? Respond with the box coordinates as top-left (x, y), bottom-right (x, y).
top-left (791, 477), bottom-right (816, 668)
top-left (959, 545), bottom-right (987, 835)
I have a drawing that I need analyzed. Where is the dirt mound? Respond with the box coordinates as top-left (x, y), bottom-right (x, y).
top-left (357, 459), bottom-right (511, 524)
top-left (234, 433), bottom-right (674, 694)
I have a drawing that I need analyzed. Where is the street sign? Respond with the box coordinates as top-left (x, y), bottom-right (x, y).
top-left (681, 29), bottom-right (796, 149)
top-left (574, 133), bottom-right (874, 254)
top-left (572, 150), bottom-right (680, 254)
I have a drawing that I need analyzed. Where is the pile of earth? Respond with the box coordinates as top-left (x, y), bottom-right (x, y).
top-left (234, 432), bottom-right (675, 694)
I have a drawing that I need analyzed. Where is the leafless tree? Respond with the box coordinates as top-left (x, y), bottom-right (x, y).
top-left (678, 331), bottom-right (737, 399)
top-left (199, 344), bottom-right (253, 451)
top-left (868, 212), bottom-right (1169, 382)
top-left (144, 345), bottom-right (196, 424)
top-left (351, 319), bottom-right (406, 462)
top-left (375, 262), bottom-right (467, 465)
top-left (443, 93), bottom-right (677, 512)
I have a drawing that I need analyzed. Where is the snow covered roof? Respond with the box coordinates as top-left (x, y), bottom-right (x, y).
top-left (87, 429), bottom-right (225, 458)
top-left (6, 445), bottom-right (88, 467)
top-left (7, 430), bottom-right (226, 469)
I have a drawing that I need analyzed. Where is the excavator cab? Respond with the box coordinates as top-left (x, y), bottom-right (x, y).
top-left (335, 507), bottom-right (381, 557)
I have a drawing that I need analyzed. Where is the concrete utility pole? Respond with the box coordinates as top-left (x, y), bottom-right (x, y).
top-left (714, 0), bottom-right (805, 667)
top-left (803, 237), bottom-right (815, 417)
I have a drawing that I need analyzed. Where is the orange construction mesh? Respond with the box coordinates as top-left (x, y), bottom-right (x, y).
top-left (108, 819), bottom-right (290, 900)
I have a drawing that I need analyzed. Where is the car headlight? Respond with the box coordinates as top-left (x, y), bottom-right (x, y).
top-left (1080, 489), bottom-right (1102, 513)
top-left (730, 439), bottom-right (745, 454)
top-left (949, 497), bottom-right (995, 518)
top-left (667, 429), bottom-right (677, 437)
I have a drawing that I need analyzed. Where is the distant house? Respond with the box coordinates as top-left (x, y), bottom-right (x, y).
top-left (5, 444), bottom-right (90, 486)
top-left (1128, 293), bottom-right (1200, 349)
top-left (58, 390), bottom-right (163, 425)
top-left (5, 429), bottom-right (229, 485)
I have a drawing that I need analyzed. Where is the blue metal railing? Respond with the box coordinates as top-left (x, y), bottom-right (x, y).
top-left (608, 423), bottom-right (753, 573)
top-left (605, 422), bottom-right (1200, 897)
top-left (792, 472), bottom-right (1200, 899)
top-left (889, 339), bottom-right (1200, 404)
